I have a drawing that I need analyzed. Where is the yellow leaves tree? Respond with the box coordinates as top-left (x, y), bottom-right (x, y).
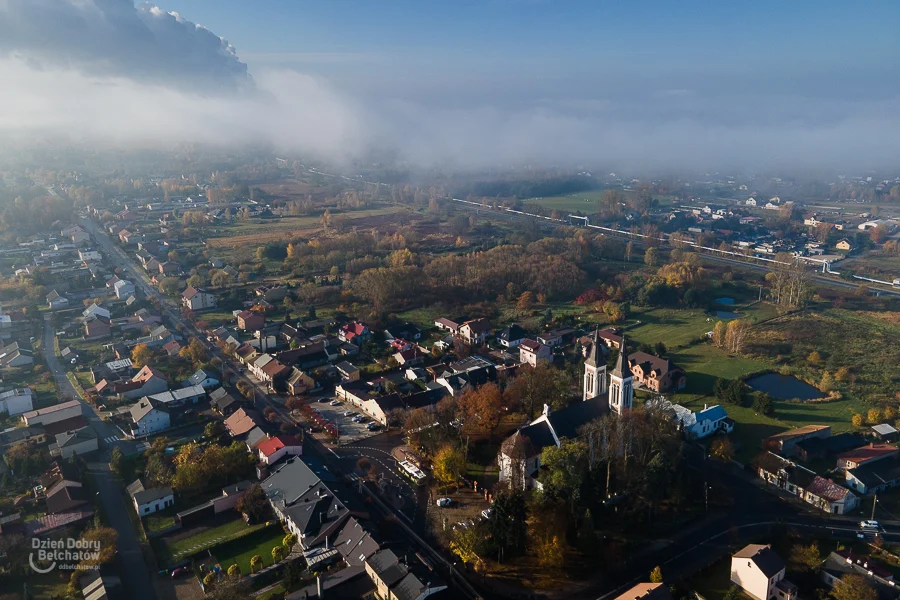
top-left (655, 261), bottom-right (708, 289)
top-left (710, 437), bottom-right (735, 462)
top-left (868, 408), bottom-right (883, 425)
top-left (807, 351), bottom-right (822, 364)
top-left (712, 321), bottom-right (727, 348)
top-left (851, 413), bottom-right (864, 428)
top-left (649, 566), bottom-right (663, 583)
top-left (830, 574), bottom-right (877, 600)
top-left (516, 291), bottom-right (534, 313)
top-left (78, 527), bottom-right (118, 568)
top-left (884, 406), bottom-right (897, 422)
top-left (724, 319), bottom-right (750, 354)
top-left (449, 526), bottom-right (485, 572)
top-left (432, 444), bottom-right (465, 489)
top-left (835, 366), bottom-right (851, 382)
top-left (819, 371), bottom-right (834, 393)
top-left (457, 382), bottom-right (503, 438)
top-left (131, 343), bottom-right (154, 369)
top-left (249, 555), bottom-right (262, 573)
top-left (227, 564), bottom-right (240, 579)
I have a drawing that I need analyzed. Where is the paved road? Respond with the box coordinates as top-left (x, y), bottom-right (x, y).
top-left (42, 314), bottom-right (159, 600)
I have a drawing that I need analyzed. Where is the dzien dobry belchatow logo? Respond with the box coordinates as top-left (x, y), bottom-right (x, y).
top-left (29, 538), bottom-right (101, 573)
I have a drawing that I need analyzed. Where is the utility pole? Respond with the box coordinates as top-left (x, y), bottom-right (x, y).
top-left (872, 493), bottom-right (878, 520)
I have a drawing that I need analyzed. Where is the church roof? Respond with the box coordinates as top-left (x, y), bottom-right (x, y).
top-left (610, 336), bottom-right (631, 379)
top-left (584, 330), bottom-right (601, 368)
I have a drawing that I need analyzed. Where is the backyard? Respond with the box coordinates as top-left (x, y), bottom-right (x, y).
top-left (211, 523), bottom-right (288, 575)
top-left (153, 516), bottom-right (273, 566)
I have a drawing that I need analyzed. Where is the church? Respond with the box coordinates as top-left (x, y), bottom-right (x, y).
top-left (498, 332), bottom-right (634, 489)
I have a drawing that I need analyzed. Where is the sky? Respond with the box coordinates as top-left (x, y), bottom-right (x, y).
top-left (0, 0), bottom-right (898, 171)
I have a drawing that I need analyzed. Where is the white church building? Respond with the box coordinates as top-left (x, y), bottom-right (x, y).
top-left (499, 333), bottom-right (634, 489)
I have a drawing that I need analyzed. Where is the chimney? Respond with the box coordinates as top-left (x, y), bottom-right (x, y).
top-left (316, 576), bottom-right (323, 598)
top-left (704, 403), bottom-right (708, 410)
top-left (325, 536), bottom-right (330, 550)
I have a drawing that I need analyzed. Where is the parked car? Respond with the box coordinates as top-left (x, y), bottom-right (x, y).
top-left (860, 520), bottom-right (880, 530)
top-left (170, 567), bottom-right (189, 578)
top-left (330, 399), bottom-right (341, 406)
top-left (481, 508), bottom-right (493, 520)
top-left (366, 423), bottom-right (380, 431)
top-left (318, 397), bottom-right (329, 403)
top-left (436, 497), bottom-right (452, 507)
top-left (343, 410), bottom-right (354, 417)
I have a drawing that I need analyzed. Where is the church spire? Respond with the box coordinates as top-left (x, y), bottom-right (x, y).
top-left (611, 336), bottom-right (628, 378)
top-left (585, 328), bottom-right (600, 368)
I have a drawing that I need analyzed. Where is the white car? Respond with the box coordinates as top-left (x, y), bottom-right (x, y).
top-left (343, 410), bottom-right (354, 417)
top-left (436, 497), bottom-right (452, 507)
top-left (481, 508), bottom-right (493, 520)
top-left (330, 399), bottom-right (341, 406)
top-left (860, 520), bottom-right (880, 530)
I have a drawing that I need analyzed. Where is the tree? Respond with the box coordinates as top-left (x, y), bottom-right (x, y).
top-left (79, 527), bottom-right (118, 567)
top-left (159, 277), bottom-right (180, 296)
top-left (236, 380), bottom-right (254, 400)
top-left (711, 320), bottom-right (727, 348)
top-left (516, 291), bottom-right (534, 313)
top-left (885, 406), bottom-right (897, 422)
top-left (830, 574), bottom-right (877, 600)
top-left (654, 341), bottom-right (667, 356)
top-left (272, 545), bottom-right (284, 563)
top-left (807, 351), bottom-right (822, 364)
top-left (179, 338), bottom-right (209, 368)
top-left (789, 541), bottom-right (821, 571)
top-left (457, 382), bottom-right (503, 438)
top-left (204, 421), bottom-right (226, 439)
top-left (489, 489), bottom-right (528, 561)
top-left (186, 274), bottom-right (204, 289)
top-left (283, 534), bottom-right (296, 550)
top-left (131, 343), bottom-right (154, 368)
top-left (235, 484), bottom-right (270, 523)
top-left (852, 413), bottom-right (864, 428)
top-left (432, 444), bottom-right (465, 489)
top-left (109, 447), bottom-right (125, 478)
top-left (724, 319), bottom-right (750, 354)
top-left (506, 363), bottom-right (570, 419)
top-left (710, 437), bottom-right (734, 462)
top-left (819, 371), bottom-right (834, 393)
top-left (751, 392), bottom-right (774, 416)
top-left (450, 524), bottom-right (486, 571)
top-left (644, 247), bottom-right (659, 267)
top-left (649, 566), bottom-right (663, 584)
top-left (868, 408), bottom-right (883, 424)
top-left (227, 564), bottom-right (240, 579)
top-left (249, 555), bottom-right (263, 574)
top-left (835, 366), bottom-right (851, 382)
top-left (538, 439), bottom-right (588, 508)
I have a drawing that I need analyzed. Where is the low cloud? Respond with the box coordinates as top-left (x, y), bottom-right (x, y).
top-left (0, 1), bottom-right (898, 172)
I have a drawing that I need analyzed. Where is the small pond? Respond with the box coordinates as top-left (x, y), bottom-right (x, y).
top-left (715, 297), bottom-right (735, 305)
top-left (746, 373), bottom-right (822, 401)
top-left (711, 310), bottom-right (740, 320)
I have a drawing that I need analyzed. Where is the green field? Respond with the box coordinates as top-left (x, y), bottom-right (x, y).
top-left (155, 518), bottom-right (269, 563)
top-left (212, 524), bottom-right (287, 574)
top-left (521, 192), bottom-right (605, 214)
top-left (627, 304), bottom-right (777, 350)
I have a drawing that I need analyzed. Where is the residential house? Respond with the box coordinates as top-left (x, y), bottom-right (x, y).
top-left (129, 398), bottom-right (170, 437)
top-left (146, 385), bottom-right (206, 408)
top-left (836, 444), bottom-right (900, 471)
top-left (335, 361), bottom-right (360, 382)
top-left (255, 434), bottom-right (302, 465)
top-left (0, 425), bottom-right (47, 449)
top-left (499, 398), bottom-right (611, 489)
top-left (158, 261), bottom-right (180, 275)
top-left (81, 305), bottom-right (110, 323)
top-left (393, 348), bottom-right (425, 367)
top-left (107, 365), bottom-right (169, 401)
top-left (596, 329), bottom-right (624, 350)
top-left (335, 381), bottom-right (404, 426)
top-left (84, 316), bottom-right (112, 339)
top-left (497, 324), bottom-right (528, 348)
top-left (757, 452), bottom-right (858, 514)
top-left (113, 279), bottom-right (135, 299)
top-left (331, 517), bottom-right (380, 567)
top-left (835, 239), bottom-right (854, 251)
top-left (181, 286), bottom-right (217, 311)
top-left (433, 317), bottom-right (460, 334)
top-left (210, 387), bottom-right (242, 417)
top-left (339, 321), bottom-right (370, 345)
top-left (794, 432), bottom-right (867, 463)
top-left (458, 318), bottom-right (491, 345)
top-left (236, 310), bottom-right (266, 331)
top-left (384, 323), bottom-right (422, 342)
top-left (364, 549), bottom-right (447, 600)
top-left (127, 479), bottom-right (174, 516)
top-left (730, 544), bottom-right (797, 600)
top-left (51, 428), bottom-right (99, 458)
top-left (537, 327), bottom-right (576, 347)
top-left (22, 400), bottom-right (83, 426)
top-left (261, 458), bottom-right (350, 550)
top-left (871, 423), bottom-right (899, 442)
top-left (614, 583), bottom-right (674, 600)
top-left (46, 290), bottom-right (69, 310)
top-left (0, 387), bottom-right (34, 416)
top-left (658, 401), bottom-right (734, 440)
top-left (224, 408), bottom-right (262, 438)
top-left (764, 425), bottom-right (831, 457)
top-left (519, 339), bottom-right (552, 367)
top-left (182, 368), bottom-right (219, 389)
top-left (0, 341), bottom-right (34, 368)
top-left (627, 352), bottom-right (686, 393)
top-left (285, 368), bottom-right (318, 396)
top-left (819, 550), bottom-right (898, 596)
top-left (45, 479), bottom-right (89, 515)
top-left (254, 285), bottom-right (288, 302)
top-left (162, 340), bottom-right (182, 356)
top-left (846, 456), bottom-right (900, 495)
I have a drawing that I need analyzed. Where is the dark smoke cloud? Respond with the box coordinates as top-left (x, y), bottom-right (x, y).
top-left (0, 0), bottom-right (252, 92)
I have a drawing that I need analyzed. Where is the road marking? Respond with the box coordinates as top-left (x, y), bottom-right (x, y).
top-left (104, 436), bottom-right (119, 444)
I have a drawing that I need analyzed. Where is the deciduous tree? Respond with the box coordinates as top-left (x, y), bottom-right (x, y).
top-left (710, 437), bottom-right (734, 462)
top-left (830, 574), bottom-right (877, 600)
top-left (457, 382), bottom-right (503, 438)
top-left (649, 566), bottom-right (663, 583)
top-left (432, 444), bottom-right (465, 489)
top-left (131, 343), bottom-right (154, 368)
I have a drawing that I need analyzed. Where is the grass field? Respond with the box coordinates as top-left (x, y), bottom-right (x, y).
top-left (844, 251), bottom-right (900, 281)
top-left (212, 524), bottom-right (287, 574)
top-left (155, 518), bottom-right (268, 563)
top-left (627, 303), bottom-right (778, 350)
top-left (521, 191), bottom-right (605, 214)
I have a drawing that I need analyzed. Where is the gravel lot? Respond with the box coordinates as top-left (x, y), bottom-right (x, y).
top-left (312, 398), bottom-right (381, 443)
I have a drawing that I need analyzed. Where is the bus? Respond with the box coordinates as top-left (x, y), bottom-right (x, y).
top-left (399, 460), bottom-right (427, 486)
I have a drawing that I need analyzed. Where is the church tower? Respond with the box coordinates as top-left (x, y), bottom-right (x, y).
top-left (608, 338), bottom-right (633, 414)
top-left (583, 330), bottom-right (607, 401)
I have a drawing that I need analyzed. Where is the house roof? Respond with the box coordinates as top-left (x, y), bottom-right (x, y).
top-left (695, 405), bottom-right (728, 423)
top-left (498, 324), bottom-right (527, 342)
top-left (795, 432), bottom-right (867, 456)
top-left (597, 328), bottom-right (623, 345)
top-left (461, 318), bottom-right (491, 334)
top-left (262, 458), bottom-right (347, 542)
top-left (806, 476), bottom-right (853, 502)
top-left (340, 322), bottom-right (368, 336)
top-left (628, 351), bottom-right (681, 379)
top-left (126, 479), bottom-right (173, 505)
top-left (130, 397), bottom-right (169, 422)
top-left (613, 583), bottom-right (674, 600)
top-left (519, 339), bottom-right (543, 352)
top-left (184, 368), bottom-right (215, 386)
top-left (132, 365), bottom-right (168, 383)
top-left (246, 427), bottom-right (268, 449)
top-left (224, 408), bottom-right (262, 436)
top-left (733, 544), bottom-right (785, 578)
top-left (872, 424), bottom-right (898, 436)
top-left (848, 456), bottom-right (900, 489)
top-left (257, 434), bottom-right (300, 458)
top-left (148, 385), bottom-right (205, 404)
top-left (55, 427), bottom-right (97, 448)
top-left (434, 317), bottom-right (459, 330)
top-left (261, 359), bottom-right (290, 379)
top-left (20, 400), bottom-right (80, 420)
top-left (181, 286), bottom-right (205, 299)
top-left (766, 425), bottom-right (830, 444)
top-left (756, 452), bottom-right (817, 488)
top-left (45, 480), bottom-right (87, 514)
top-left (332, 517), bottom-right (380, 566)
top-left (43, 416), bottom-right (89, 437)
top-left (367, 549), bottom-right (407, 586)
top-left (210, 387), bottom-right (238, 409)
top-left (838, 444), bottom-right (899, 465)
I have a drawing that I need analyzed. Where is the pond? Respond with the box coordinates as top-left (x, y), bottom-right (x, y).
top-left (711, 310), bottom-right (741, 320)
top-left (746, 373), bottom-right (822, 401)
top-left (715, 297), bottom-right (735, 305)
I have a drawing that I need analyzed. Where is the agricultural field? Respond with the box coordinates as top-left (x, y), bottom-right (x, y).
top-left (844, 251), bottom-right (900, 282)
top-left (521, 191), bottom-right (605, 214)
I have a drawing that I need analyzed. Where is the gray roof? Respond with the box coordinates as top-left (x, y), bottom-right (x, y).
top-left (148, 385), bottom-right (205, 404)
top-left (126, 479), bottom-right (173, 505)
top-left (610, 336), bottom-right (630, 378)
top-left (367, 549), bottom-right (406, 585)
top-left (332, 517), bottom-right (380, 566)
top-left (262, 458), bottom-right (347, 543)
top-left (585, 329), bottom-right (601, 368)
top-left (129, 397), bottom-right (168, 422)
top-left (184, 369), bottom-right (215, 387)
top-left (733, 544), bottom-right (785, 578)
top-left (55, 427), bottom-right (96, 448)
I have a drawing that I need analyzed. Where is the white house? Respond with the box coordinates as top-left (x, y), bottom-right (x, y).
top-left (519, 339), bottom-right (552, 367)
top-left (22, 400), bottom-right (83, 426)
top-left (113, 279), bottom-right (135, 299)
top-left (46, 290), bottom-right (69, 310)
top-left (83, 303), bottom-right (111, 320)
top-left (730, 544), bottom-right (796, 600)
top-left (656, 401), bottom-right (733, 440)
top-left (182, 368), bottom-right (219, 389)
top-left (51, 428), bottom-right (99, 458)
top-left (181, 287), bottom-right (217, 311)
top-left (745, 197), bottom-right (757, 206)
top-left (129, 398), bottom-right (170, 437)
top-left (255, 434), bottom-right (302, 465)
top-left (0, 342), bottom-right (34, 368)
top-left (127, 479), bottom-right (174, 516)
top-left (78, 249), bottom-right (102, 263)
top-left (0, 388), bottom-right (34, 416)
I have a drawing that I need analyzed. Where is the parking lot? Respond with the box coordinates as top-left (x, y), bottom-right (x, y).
top-left (311, 397), bottom-right (381, 443)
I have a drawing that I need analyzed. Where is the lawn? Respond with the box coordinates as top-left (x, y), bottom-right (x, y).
top-left (627, 303), bottom-right (778, 350)
top-left (212, 523), bottom-right (287, 575)
top-left (521, 191), bottom-right (606, 214)
top-left (145, 507), bottom-right (178, 533)
top-left (156, 517), bottom-right (269, 563)
top-left (685, 555), bottom-right (747, 600)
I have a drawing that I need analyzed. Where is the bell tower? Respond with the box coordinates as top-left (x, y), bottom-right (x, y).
top-left (583, 330), bottom-right (607, 401)
top-left (608, 337), bottom-right (633, 414)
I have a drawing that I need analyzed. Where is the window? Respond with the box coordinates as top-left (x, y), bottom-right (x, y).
top-left (144, 507), bottom-right (149, 513)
